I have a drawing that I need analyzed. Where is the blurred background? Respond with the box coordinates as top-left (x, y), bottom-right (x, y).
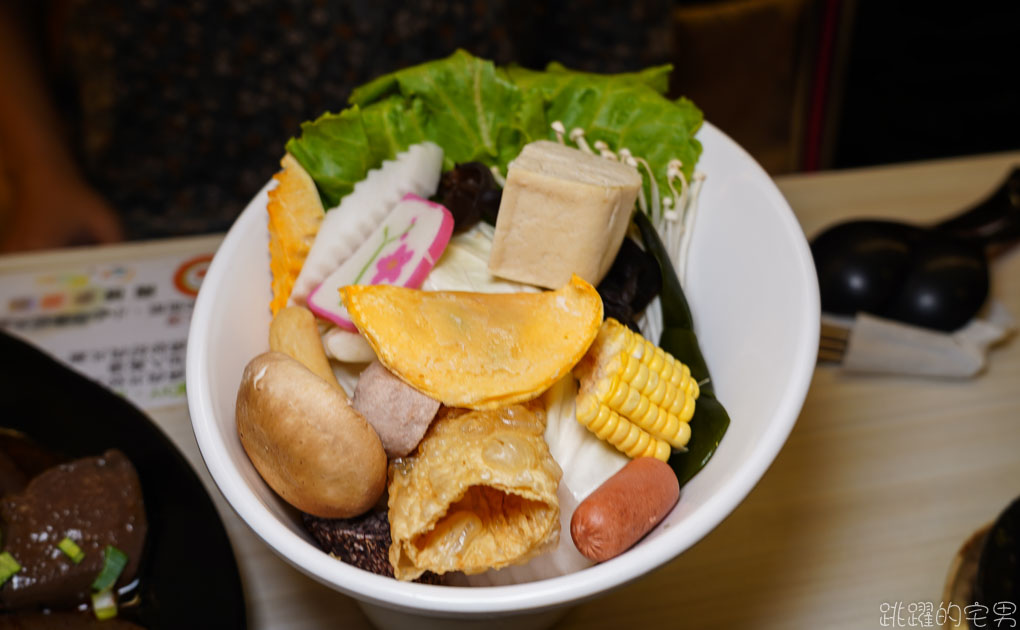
top-left (1, 0), bottom-right (1018, 250)
top-left (663, 0), bottom-right (1019, 173)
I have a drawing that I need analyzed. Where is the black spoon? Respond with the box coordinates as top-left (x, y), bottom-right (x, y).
top-left (811, 166), bottom-right (1020, 332)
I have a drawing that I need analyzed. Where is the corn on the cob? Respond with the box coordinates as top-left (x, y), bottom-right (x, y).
top-left (573, 318), bottom-right (698, 460)
top-left (575, 392), bottom-right (672, 460)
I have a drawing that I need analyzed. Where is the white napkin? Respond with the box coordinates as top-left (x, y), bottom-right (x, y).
top-left (828, 301), bottom-right (1016, 378)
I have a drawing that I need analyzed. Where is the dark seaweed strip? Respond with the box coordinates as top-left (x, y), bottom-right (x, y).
top-left (635, 212), bottom-right (730, 488)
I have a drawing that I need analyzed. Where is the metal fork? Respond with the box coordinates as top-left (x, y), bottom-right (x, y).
top-left (818, 322), bottom-right (850, 363)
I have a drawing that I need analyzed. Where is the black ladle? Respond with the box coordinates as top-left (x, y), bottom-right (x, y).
top-left (811, 166), bottom-right (1020, 332)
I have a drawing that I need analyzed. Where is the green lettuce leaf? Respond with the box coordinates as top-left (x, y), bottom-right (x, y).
top-left (673, 96), bottom-right (704, 135)
top-left (350, 50), bottom-right (535, 169)
top-left (541, 61), bottom-right (674, 95)
top-left (505, 63), bottom-right (702, 193)
top-left (284, 107), bottom-right (376, 208)
top-left (357, 97), bottom-right (428, 168)
top-left (287, 50), bottom-right (703, 213)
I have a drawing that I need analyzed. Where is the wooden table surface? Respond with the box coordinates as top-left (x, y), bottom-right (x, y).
top-left (16, 151), bottom-right (1020, 628)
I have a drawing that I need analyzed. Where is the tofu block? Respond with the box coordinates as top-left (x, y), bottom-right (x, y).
top-left (488, 140), bottom-right (642, 289)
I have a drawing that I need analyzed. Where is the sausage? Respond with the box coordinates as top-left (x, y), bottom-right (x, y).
top-left (570, 457), bottom-right (680, 562)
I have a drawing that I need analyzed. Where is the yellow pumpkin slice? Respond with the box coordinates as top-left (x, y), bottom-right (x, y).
top-left (268, 154), bottom-right (324, 315)
top-left (340, 275), bottom-right (603, 409)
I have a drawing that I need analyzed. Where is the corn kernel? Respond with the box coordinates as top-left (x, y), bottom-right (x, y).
top-left (575, 392), bottom-right (670, 461)
top-left (574, 318), bottom-right (697, 455)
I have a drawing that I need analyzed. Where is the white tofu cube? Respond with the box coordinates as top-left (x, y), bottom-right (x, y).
top-left (488, 140), bottom-right (642, 289)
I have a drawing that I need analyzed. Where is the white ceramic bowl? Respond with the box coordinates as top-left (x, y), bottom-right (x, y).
top-left (186, 122), bottom-right (820, 629)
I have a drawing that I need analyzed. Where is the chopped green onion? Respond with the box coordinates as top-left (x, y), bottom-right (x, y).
top-left (90, 545), bottom-right (128, 592)
top-left (0, 551), bottom-right (20, 586)
top-left (57, 537), bottom-right (85, 564)
top-left (91, 588), bottom-right (118, 621)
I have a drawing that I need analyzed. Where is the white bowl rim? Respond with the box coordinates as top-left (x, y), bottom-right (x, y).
top-left (186, 120), bottom-right (820, 615)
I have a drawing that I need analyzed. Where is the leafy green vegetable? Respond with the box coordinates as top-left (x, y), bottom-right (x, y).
top-left (286, 50), bottom-right (702, 212)
top-left (503, 63), bottom-right (701, 189)
top-left (673, 96), bottom-right (704, 135)
top-left (350, 50), bottom-right (537, 168)
top-left (285, 107), bottom-right (377, 208)
top-left (540, 61), bottom-right (674, 95)
top-left (635, 211), bottom-right (730, 487)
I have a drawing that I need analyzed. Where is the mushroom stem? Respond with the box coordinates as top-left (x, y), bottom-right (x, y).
top-left (618, 149), bottom-right (649, 216)
top-left (569, 128), bottom-right (593, 154)
top-left (593, 140), bottom-right (618, 161)
top-left (551, 121), bottom-right (566, 145)
top-left (667, 159), bottom-right (690, 220)
top-left (662, 196), bottom-right (679, 221)
top-left (622, 150), bottom-right (660, 221)
top-left (676, 171), bottom-right (706, 287)
top-left (663, 160), bottom-right (688, 255)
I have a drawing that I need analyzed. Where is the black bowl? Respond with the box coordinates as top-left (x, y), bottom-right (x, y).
top-left (0, 331), bottom-right (246, 628)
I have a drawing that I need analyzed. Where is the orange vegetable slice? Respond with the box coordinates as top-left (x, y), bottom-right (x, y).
top-left (268, 154), bottom-right (325, 315)
top-left (340, 275), bottom-right (603, 409)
